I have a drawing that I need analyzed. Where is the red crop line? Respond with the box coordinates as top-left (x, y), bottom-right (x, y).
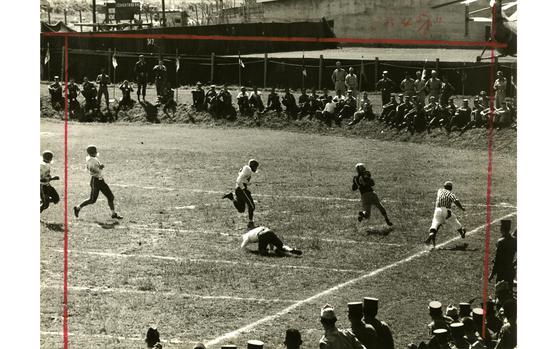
top-left (40, 32), bottom-right (508, 49)
top-left (63, 37), bottom-right (69, 349)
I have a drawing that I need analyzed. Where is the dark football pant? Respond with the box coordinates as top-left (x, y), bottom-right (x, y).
top-left (40, 185), bottom-right (60, 212)
top-left (137, 81), bottom-right (147, 99)
top-left (78, 177), bottom-right (115, 211)
top-left (233, 187), bottom-right (255, 221)
top-left (97, 87), bottom-right (110, 109)
top-left (257, 230), bottom-right (284, 255)
top-left (361, 191), bottom-right (388, 219)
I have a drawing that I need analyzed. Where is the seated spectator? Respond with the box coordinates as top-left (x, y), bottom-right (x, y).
top-left (391, 94), bottom-right (413, 128)
top-left (344, 302), bottom-right (379, 349)
top-left (303, 92), bottom-right (322, 119)
top-left (445, 305), bottom-right (459, 323)
top-left (49, 76), bottom-right (63, 109)
top-left (458, 303), bottom-right (471, 322)
top-left (363, 297), bottom-right (394, 349)
top-left (81, 77), bottom-right (98, 114)
top-left (319, 304), bottom-right (365, 349)
top-left (194, 343), bottom-right (206, 349)
top-left (263, 87), bottom-right (283, 114)
top-left (66, 78), bottom-right (81, 118)
top-left (448, 99), bottom-right (471, 131)
top-left (249, 86), bottom-right (265, 114)
top-left (478, 90), bottom-right (489, 109)
top-left (240, 226), bottom-right (302, 256)
top-left (282, 88), bottom-right (298, 118)
top-left (160, 84), bottom-right (177, 117)
top-left (425, 96), bottom-right (443, 128)
top-left (297, 88), bottom-right (309, 118)
top-left (461, 317), bottom-right (485, 348)
top-left (427, 328), bottom-right (452, 349)
top-left (217, 84), bottom-right (236, 120)
top-left (349, 92), bottom-right (374, 125)
top-left (322, 96), bottom-right (336, 126)
top-left (380, 95), bottom-right (398, 123)
top-left (145, 327), bottom-right (161, 348)
top-left (318, 88), bottom-right (330, 107)
top-left (284, 329), bottom-right (303, 349)
top-left (115, 80), bottom-right (135, 113)
top-left (205, 85), bottom-right (218, 114)
top-left (494, 101), bottom-right (513, 128)
top-left (472, 308), bottom-right (495, 344)
top-left (336, 90), bottom-right (357, 125)
top-left (237, 86), bottom-right (252, 116)
top-left (428, 301), bottom-right (453, 335)
top-left (192, 82), bottom-right (206, 111)
top-left (403, 100), bottom-right (427, 134)
top-left (449, 323), bottom-right (471, 349)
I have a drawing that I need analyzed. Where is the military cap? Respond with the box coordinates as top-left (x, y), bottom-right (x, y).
top-left (54, 75), bottom-right (60, 79)
top-left (194, 343), bottom-right (206, 349)
top-left (444, 181), bottom-right (453, 189)
top-left (495, 280), bottom-right (510, 294)
top-left (429, 301), bottom-right (443, 316)
top-left (210, 84), bottom-right (216, 88)
top-left (472, 308), bottom-right (484, 318)
top-left (463, 99), bottom-right (469, 102)
top-left (221, 345), bottom-right (236, 349)
top-left (241, 86), bottom-right (246, 90)
top-left (431, 70), bottom-right (437, 74)
top-left (320, 304), bottom-right (336, 320)
top-left (196, 81), bottom-right (202, 85)
top-left (347, 90), bottom-right (353, 93)
top-left (247, 340), bottom-right (264, 349)
top-left (42, 150), bottom-right (54, 158)
top-left (363, 297), bottom-right (379, 315)
top-left (459, 302), bottom-right (471, 316)
top-left (382, 70), bottom-right (388, 74)
top-left (433, 328), bottom-right (448, 336)
top-left (347, 302), bottom-right (363, 317)
top-left (284, 329), bottom-right (302, 346)
top-left (449, 322), bottom-right (464, 334)
top-left (398, 93), bottom-right (404, 97)
top-left (501, 219), bottom-right (512, 233)
top-left (445, 305), bottom-right (458, 319)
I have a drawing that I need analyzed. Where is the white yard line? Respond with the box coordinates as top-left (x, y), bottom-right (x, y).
top-left (203, 211), bottom-right (517, 348)
top-left (40, 331), bottom-right (194, 345)
top-left (56, 249), bottom-right (366, 274)
top-left (111, 183), bottom-right (516, 209)
top-left (42, 285), bottom-right (299, 304)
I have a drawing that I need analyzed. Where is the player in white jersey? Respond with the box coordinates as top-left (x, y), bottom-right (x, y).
top-left (73, 145), bottom-right (122, 219)
top-left (223, 159), bottom-right (259, 229)
top-left (40, 150), bottom-right (60, 213)
top-left (424, 181), bottom-right (466, 248)
top-left (241, 226), bottom-right (302, 256)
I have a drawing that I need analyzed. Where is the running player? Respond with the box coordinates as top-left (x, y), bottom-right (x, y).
top-left (73, 145), bottom-right (123, 219)
top-left (352, 163), bottom-right (393, 226)
top-left (222, 159), bottom-right (259, 229)
top-left (40, 150), bottom-right (60, 213)
top-left (424, 181), bottom-right (466, 248)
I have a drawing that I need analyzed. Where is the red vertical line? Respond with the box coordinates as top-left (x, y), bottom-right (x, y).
top-left (482, 2), bottom-right (497, 341)
top-left (63, 35), bottom-right (69, 349)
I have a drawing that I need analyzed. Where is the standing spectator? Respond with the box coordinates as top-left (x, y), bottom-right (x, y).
top-left (345, 302), bottom-right (379, 349)
top-left (134, 55), bottom-right (148, 101)
top-left (439, 76), bottom-right (455, 107)
top-left (489, 219), bottom-right (517, 286)
top-left (376, 71), bottom-right (396, 105)
top-left (427, 301), bottom-right (453, 334)
top-left (96, 68), bottom-right (111, 110)
top-left (319, 304), bottom-right (365, 349)
top-left (284, 329), bottom-right (303, 349)
top-left (345, 67), bottom-right (359, 96)
top-left (282, 88), bottom-right (298, 118)
top-left (400, 71), bottom-right (416, 97)
top-left (192, 82), bottom-right (206, 111)
top-left (237, 86), bottom-right (251, 116)
top-left (153, 59), bottom-right (167, 99)
top-left (493, 71), bottom-right (507, 109)
top-left (66, 78), bottom-right (80, 118)
top-left (264, 87), bottom-right (282, 114)
top-left (48, 76), bottom-right (63, 109)
top-left (332, 61), bottom-right (347, 95)
top-left (363, 298), bottom-right (394, 349)
top-left (81, 77), bottom-right (98, 114)
top-left (424, 70), bottom-right (442, 102)
top-left (249, 86), bottom-right (265, 114)
top-left (414, 70), bottom-right (427, 105)
top-left (115, 80), bottom-right (134, 113)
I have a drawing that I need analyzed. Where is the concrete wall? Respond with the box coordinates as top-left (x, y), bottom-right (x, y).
top-left (236, 0), bottom-right (489, 43)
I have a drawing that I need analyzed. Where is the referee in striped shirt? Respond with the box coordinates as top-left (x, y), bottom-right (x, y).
top-left (425, 181), bottom-right (466, 248)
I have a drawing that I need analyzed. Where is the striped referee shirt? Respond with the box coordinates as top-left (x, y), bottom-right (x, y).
top-left (435, 188), bottom-right (458, 209)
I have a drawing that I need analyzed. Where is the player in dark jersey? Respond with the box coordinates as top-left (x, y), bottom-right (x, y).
top-left (352, 163), bottom-right (393, 226)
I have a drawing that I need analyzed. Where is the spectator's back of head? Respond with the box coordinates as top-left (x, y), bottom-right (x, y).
top-left (145, 327), bottom-right (160, 347)
top-left (284, 329), bottom-right (302, 349)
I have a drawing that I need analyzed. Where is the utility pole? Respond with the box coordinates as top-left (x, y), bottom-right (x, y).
top-left (92, 0), bottom-right (97, 31)
top-left (161, 0), bottom-right (167, 27)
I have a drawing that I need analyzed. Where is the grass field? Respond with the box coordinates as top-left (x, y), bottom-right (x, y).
top-left (40, 118), bottom-right (516, 348)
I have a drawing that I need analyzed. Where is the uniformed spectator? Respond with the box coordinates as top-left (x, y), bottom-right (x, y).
top-left (414, 70), bottom-right (427, 105)
top-left (284, 329), bottom-right (302, 349)
top-left (478, 91), bottom-right (489, 109)
top-left (472, 308), bottom-right (495, 343)
top-left (322, 96), bottom-right (337, 126)
top-left (249, 86), bottom-right (265, 114)
top-left (439, 76), bottom-right (455, 107)
top-left (153, 59), bottom-right (168, 99)
top-left (337, 90), bottom-right (357, 125)
top-left (49, 76), bottom-right (63, 109)
top-left (493, 71), bottom-right (507, 109)
top-left (263, 87), bottom-right (282, 114)
top-left (205, 85), bottom-right (219, 115)
top-left (319, 304), bottom-right (365, 349)
top-left (489, 219), bottom-right (517, 286)
top-left (392, 94), bottom-right (413, 128)
top-left (403, 99), bottom-right (427, 134)
top-left (345, 67), bottom-right (359, 96)
top-left (376, 71), bottom-right (396, 106)
top-left (494, 299), bottom-right (516, 349)
top-left (458, 303), bottom-right (471, 322)
top-left (427, 328), bottom-right (452, 349)
top-left (460, 317), bottom-right (485, 348)
top-left (282, 88), bottom-right (298, 118)
top-left (449, 323), bottom-right (470, 349)
top-left (424, 70), bottom-right (442, 102)
top-left (344, 302), bottom-right (379, 349)
top-left (380, 95), bottom-right (397, 123)
top-left (96, 68), bottom-right (111, 110)
top-left (448, 99), bottom-right (471, 131)
top-left (297, 88), bottom-right (309, 118)
top-left (66, 78), bottom-right (80, 118)
top-left (237, 86), bottom-right (251, 116)
top-left (363, 297), bottom-right (395, 349)
top-left (348, 92), bottom-right (374, 125)
top-left (134, 55), bottom-right (149, 101)
top-left (145, 327), bottom-right (161, 348)
top-left (217, 84), bottom-right (236, 120)
top-left (115, 80), bottom-right (134, 114)
top-left (81, 77), bottom-right (98, 114)
top-left (424, 96), bottom-right (443, 129)
top-left (247, 340), bottom-right (264, 349)
top-left (484, 299), bottom-right (503, 334)
top-left (494, 280), bottom-right (515, 313)
top-left (332, 61), bottom-right (347, 95)
top-left (192, 82), bottom-right (206, 111)
top-left (428, 301), bottom-right (453, 334)
top-left (400, 71), bottom-right (416, 97)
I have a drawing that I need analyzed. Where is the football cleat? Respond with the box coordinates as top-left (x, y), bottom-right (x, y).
top-left (73, 206), bottom-right (80, 218)
top-left (222, 192), bottom-right (234, 200)
top-left (111, 213), bottom-right (123, 219)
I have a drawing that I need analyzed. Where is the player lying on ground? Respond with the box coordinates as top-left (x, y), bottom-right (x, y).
top-left (40, 150), bottom-right (60, 213)
top-left (240, 226), bottom-right (302, 256)
top-left (223, 159), bottom-right (259, 229)
top-left (352, 163), bottom-right (393, 226)
top-left (424, 181), bottom-right (466, 248)
top-left (73, 145), bottom-right (123, 219)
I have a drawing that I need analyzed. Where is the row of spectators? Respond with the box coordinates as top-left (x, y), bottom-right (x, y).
top-left (143, 281), bottom-right (516, 349)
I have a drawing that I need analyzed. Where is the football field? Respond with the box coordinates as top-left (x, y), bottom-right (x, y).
top-left (40, 119), bottom-right (516, 348)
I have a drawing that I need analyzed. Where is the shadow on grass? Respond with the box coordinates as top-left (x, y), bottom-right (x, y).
top-left (95, 221), bottom-right (120, 229)
top-left (44, 222), bottom-right (64, 232)
top-left (366, 226), bottom-right (394, 236)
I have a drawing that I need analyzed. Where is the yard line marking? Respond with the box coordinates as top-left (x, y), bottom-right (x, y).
top-left (111, 183), bottom-right (516, 208)
top-left (42, 285), bottom-right (299, 304)
top-left (69, 222), bottom-right (406, 248)
top-left (204, 211), bottom-right (516, 348)
top-left (40, 331), bottom-right (195, 345)
top-left (55, 249), bottom-right (366, 274)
